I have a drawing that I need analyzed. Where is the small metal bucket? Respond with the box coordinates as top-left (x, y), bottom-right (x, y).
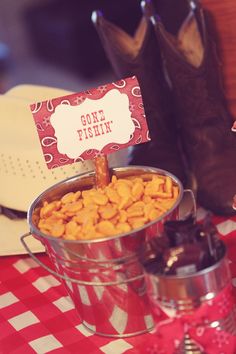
top-left (21, 166), bottom-right (185, 337)
top-left (144, 243), bottom-right (236, 353)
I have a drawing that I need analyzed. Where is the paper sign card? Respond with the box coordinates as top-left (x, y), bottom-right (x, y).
top-left (30, 76), bottom-right (150, 169)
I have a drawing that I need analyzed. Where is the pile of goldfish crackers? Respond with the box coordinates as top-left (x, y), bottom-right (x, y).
top-left (38, 171), bottom-right (179, 241)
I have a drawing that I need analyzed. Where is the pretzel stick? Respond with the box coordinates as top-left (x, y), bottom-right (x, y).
top-left (94, 153), bottom-right (110, 188)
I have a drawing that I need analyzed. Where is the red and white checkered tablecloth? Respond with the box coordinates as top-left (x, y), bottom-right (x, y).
top-left (1, 208), bottom-right (236, 354)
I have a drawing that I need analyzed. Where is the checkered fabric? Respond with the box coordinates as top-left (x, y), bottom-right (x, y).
top-left (1, 208), bottom-right (236, 354)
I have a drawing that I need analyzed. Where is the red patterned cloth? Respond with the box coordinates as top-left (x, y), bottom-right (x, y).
top-left (0, 209), bottom-right (236, 354)
top-left (145, 284), bottom-right (236, 354)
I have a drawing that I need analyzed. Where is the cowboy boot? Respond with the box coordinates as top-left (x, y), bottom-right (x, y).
top-left (91, 10), bottom-right (187, 185)
top-left (143, 0), bottom-right (236, 215)
top-left (201, 0), bottom-right (236, 125)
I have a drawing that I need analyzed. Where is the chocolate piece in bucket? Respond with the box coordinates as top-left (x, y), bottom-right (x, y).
top-left (144, 243), bottom-right (212, 276)
top-left (161, 243), bottom-right (213, 275)
top-left (142, 214), bottom-right (225, 277)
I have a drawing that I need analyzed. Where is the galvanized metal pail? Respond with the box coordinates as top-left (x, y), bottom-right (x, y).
top-left (21, 166), bottom-right (185, 337)
top-left (144, 242), bottom-right (236, 353)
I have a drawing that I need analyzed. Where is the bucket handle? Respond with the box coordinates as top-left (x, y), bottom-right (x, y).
top-left (20, 232), bottom-right (144, 286)
top-left (178, 189), bottom-right (197, 220)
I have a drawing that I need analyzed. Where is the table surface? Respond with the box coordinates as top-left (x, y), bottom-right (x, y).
top-left (1, 208), bottom-right (236, 354)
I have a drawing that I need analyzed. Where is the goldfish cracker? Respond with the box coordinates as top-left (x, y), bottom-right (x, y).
top-left (61, 191), bottom-right (81, 204)
top-left (116, 183), bottom-right (131, 198)
top-left (173, 186), bottom-right (179, 199)
top-left (73, 206), bottom-right (99, 225)
top-left (131, 181), bottom-right (144, 201)
top-left (62, 200), bottom-right (83, 216)
top-left (109, 214), bottom-right (120, 226)
top-left (52, 211), bottom-right (68, 221)
top-left (126, 204), bottom-right (144, 218)
top-left (92, 191), bottom-right (109, 206)
top-left (128, 216), bottom-right (147, 229)
top-left (40, 201), bottom-right (61, 218)
top-left (165, 176), bottom-right (173, 195)
top-left (144, 203), bottom-right (156, 219)
top-left (115, 178), bottom-right (133, 187)
top-left (65, 220), bottom-right (81, 239)
top-left (116, 222), bottom-right (132, 234)
top-left (142, 195), bottom-right (153, 204)
top-left (96, 220), bottom-right (116, 236)
top-left (50, 223), bottom-right (65, 238)
top-left (105, 186), bottom-right (121, 204)
top-left (98, 204), bottom-right (118, 220)
top-left (81, 221), bottom-right (96, 238)
top-left (118, 209), bottom-right (128, 223)
top-left (148, 208), bottom-right (162, 221)
top-left (118, 196), bottom-right (133, 210)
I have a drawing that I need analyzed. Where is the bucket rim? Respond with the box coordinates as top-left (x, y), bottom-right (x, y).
top-left (27, 165), bottom-right (183, 244)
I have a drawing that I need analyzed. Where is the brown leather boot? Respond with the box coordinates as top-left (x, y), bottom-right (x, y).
top-left (91, 10), bottom-right (187, 185)
top-left (201, 0), bottom-right (236, 123)
top-left (143, 0), bottom-right (236, 215)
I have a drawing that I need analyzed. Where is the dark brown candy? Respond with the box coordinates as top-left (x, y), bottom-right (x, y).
top-left (161, 243), bottom-right (213, 276)
top-left (142, 214), bottom-right (225, 276)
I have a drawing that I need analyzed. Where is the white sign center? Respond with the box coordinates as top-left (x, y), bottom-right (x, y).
top-left (50, 89), bottom-right (135, 159)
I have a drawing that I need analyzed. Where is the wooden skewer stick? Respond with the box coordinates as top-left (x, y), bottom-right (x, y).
top-left (94, 153), bottom-right (110, 188)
